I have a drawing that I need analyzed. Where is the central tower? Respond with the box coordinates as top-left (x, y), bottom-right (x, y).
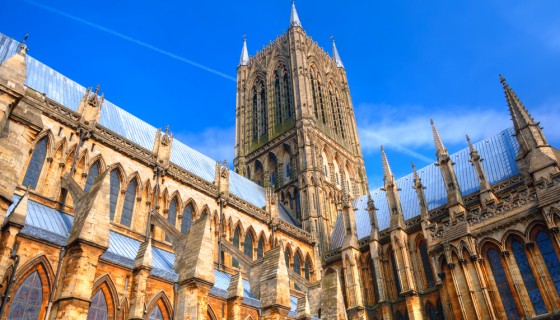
top-left (234, 3), bottom-right (367, 253)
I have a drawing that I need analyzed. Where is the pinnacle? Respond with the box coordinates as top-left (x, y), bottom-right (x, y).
top-left (466, 134), bottom-right (475, 153)
top-left (332, 38), bottom-right (344, 68)
top-left (239, 37), bottom-right (249, 66)
top-left (500, 75), bottom-right (535, 132)
top-left (430, 119), bottom-right (447, 157)
top-left (290, 1), bottom-right (302, 28)
top-left (380, 146), bottom-right (393, 182)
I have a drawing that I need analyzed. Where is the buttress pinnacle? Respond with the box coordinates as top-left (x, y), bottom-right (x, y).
top-left (500, 74), bottom-right (536, 132)
top-left (380, 146), bottom-right (394, 184)
top-left (430, 119), bottom-right (447, 158)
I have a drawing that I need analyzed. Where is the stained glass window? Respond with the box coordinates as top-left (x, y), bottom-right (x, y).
top-left (244, 233), bottom-right (253, 260)
top-left (109, 170), bottom-right (120, 221)
top-left (419, 240), bottom-right (435, 287)
top-left (86, 289), bottom-right (108, 320)
top-left (165, 199), bottom-right (177, 242)
top-left (511, 240), bottom-right (547, 315)
top-left (84, 161), bottom-right (100, 192)
top-left (148, 305), bottom-right (164, 320)
top-left (369, 257), bottom-right (379, 303)
top-left (22, 137), bottom-right (47, 189)
top-left (181, 204), bottom-right (193, 233)
top-left (304, 258), bottom-right (310, 281)
top-left (293, 254), bottom-right (301, 275)
top-left (120, 179), bottom-right (137, 227)
top-left (487, 248), bottom-right (519, 319)
top-left (391, 253), bottom-right (402, 295)
top-left (8, 271), bottom-right (43, 320)
top-left (257, 238), bottom-right (264, 259)
top-left (232, 228), bottom-right (240, 268)
top-left (535, 231), bottom-right (560, 297)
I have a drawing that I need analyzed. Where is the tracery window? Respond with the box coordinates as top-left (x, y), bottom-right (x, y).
top-left (283, 69), bottom-right (293, 118)
top-left (109, 170), bottom-right (120, 221)
top-left (293, 254), bottom-right (301, 275)
top-left (511, 239), bottom-right (547, 315)
top-left (257, 237), bottom-right (264, 259)
top-left (166, 199), bottom-right (177, 241)
top-left (329, 89), bottom-right (338, 134)
top-left (148, 306), bottom-right (164, 320)
top-left (181, 203), bottom-right (194, 233)
top-left (487, 248), bottom-right (519, 319)
top-left (244, 233), bottom-right (254, 260)
top-left (310, 73), bottom-right (319, 119)
top-left (419, 240), bottom-right (435, 287)
top-left (22, 137), bottom-right (47, 189)
top-left (318, 80), bottom-right (326, 125)
top-left (232, 227), bottom-right (240, 268)
top-left (336, 93), bottom-right (346, 139)
top-left (8, 271), bottom-right (43, 320)
top-left (86, 289), bottom-right (108, 320)
top-left (535, 231), bottom-right (560, 297)
top-left (252, 79), bottom-right (267, 139)
top-left (120, 179), bottom-right (137, 227)
top-left (84, 161), bottom-right (100, 192)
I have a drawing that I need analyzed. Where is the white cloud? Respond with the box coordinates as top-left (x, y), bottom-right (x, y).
top-left (174, 127), bottom-right (235, 164)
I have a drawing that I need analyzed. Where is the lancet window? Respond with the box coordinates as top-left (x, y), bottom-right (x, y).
top-left (22, 137), bottom-right (47, 189)
top-left (486, 248), bottom-right (519, 319)
top-left (8, 271), bottom-right (43, 320)
top-left (252, 79), bottom-right (267, 140)
top-left (244, 232), bottom-right (254, 260)
top-left (86, 289), bottom-right (108, 320)
top-left (84, 161), bottom-right (100, 192)
top-left (181, 203), bottom-right (194, 233)
top-left (109, 170), bottom-right (120, 221)
top-left (120, 179), bottom-right (137, 227)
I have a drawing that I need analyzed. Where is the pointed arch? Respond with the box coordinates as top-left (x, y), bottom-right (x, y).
top-left (244, 227), bottom-right (256, 260)
top-left (108, 168), bottom-right (122, 221)
top-left (304, 253), bottom-right (313, 281)
top-left (145, 291), bottom-right (172, 320)
top-left (88, 274), bottom-right (118, 320)
top-left (207, 305), bottom-right (218, 320)
top-left (530, 225), bottom-right (560, 299)
top-left (120, 176), bottom-right (139, 227)
top-left (417, 238), bottom-right (435, 288)
top-left (232, 224), bottom-right (242, 268)
top-left (181, 200), bottom-right (195, 233)
top-left (53, 137), bottom-right (67, 162)
top-left (22, 135), bottom-right (50, 189)
top-left (84, 158), bottom-right (102, 192)
top-left (293, 249), bottom-right (303, 275)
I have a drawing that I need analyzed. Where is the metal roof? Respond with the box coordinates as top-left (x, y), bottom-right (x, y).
top-left (0, 32), bottom-right (300, 226)
top-left (331, 128), bottom-right (520, 249)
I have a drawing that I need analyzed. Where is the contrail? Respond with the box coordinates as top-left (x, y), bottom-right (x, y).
top-left (22, 0), bottom-right (237, 82)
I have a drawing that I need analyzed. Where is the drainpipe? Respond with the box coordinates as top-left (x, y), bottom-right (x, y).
top-left (0, 242), bottom-right (20, 316)
top-left (44, 245), bottom-right (66, 319)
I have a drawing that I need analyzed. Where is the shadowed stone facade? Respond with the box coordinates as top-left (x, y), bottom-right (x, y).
top-left (1, 3), bottom-right (560, 320)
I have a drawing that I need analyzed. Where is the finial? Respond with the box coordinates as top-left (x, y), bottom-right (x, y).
top-left (165, 125), bottom-right (170, 135)
top-left (499, 74), bottom-right (506, 84)
top-left (21, 33), bottom-right (29, 44)
top-left (430, 119), bottom-right (446, 156)
top-left (380, 145), bottom-right (393, 180)
top-left (412, 162), bottom-right (418, 178)
top-left (466, 134), bottom-right (475, 152)
top-left (94, 85), bottom-right (100, 95)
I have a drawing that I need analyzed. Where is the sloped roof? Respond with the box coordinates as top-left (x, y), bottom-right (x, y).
top-left (330, 127), bottom-right (520, 249)
top-left (0, 32), bottom-right (294, 226)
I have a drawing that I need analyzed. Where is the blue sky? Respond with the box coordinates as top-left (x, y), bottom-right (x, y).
top-left (2, 1), bottom-right (559, 188)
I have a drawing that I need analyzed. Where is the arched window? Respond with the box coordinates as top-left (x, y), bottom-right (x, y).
top-left (511, 239), bottom-right (547, 315)
top-left (274, 70), bottom-right (282, 124)
top-left (120, 179), bottom-right (137, 227)
top-left (8, 270), bottom-right (44, 319)
top-left (257, 237), bottom-right (264, 259)
top-left (283, 69), bottom-right (293, 118)
top-left (391, 252), bottom-right (402, 296)
top-left (294, 188), bottom-right (301, 221)
top-left (252, 87), bottom-right (258, 141)
top-left (244, 232), bottom-right (254, 260)
top-left (22, 137), bottom-right (48, 189)
top-left (426, 302), bottom-right (437, 320)
top-left (165, 199), bottom-right (177, 242)
top-left (84, 161), bottom-right (100, 192)
top-left (369, 256), bottom-right (379, 303)
top-left (148, 305), bottom-right (164, 320)
top-left (336, 94), bottom-right (345, 139)
top-left (329, 89), bottom-right (338, 134)
top-left (535, 231), bottom-right (560, 297)
top-left (304, 258), bottom-right (310, 280)
top-left (181, 203), bottom-right (194, 233)
top-left (109, 170), bottom-right (120, 221)
top-left (318, 80), bottom-right (326, 125)
top-left (486, 248), bottom-right (519, 319)
top-left (232, 227), bottom-right (240, 268)
top-left (419, 240), bottom-right (435, 287)
top-left (395, 311), bottom-right (404, 320)
top-left (310, 73), bottom-right (319, 119)
top-left (293, 254), bottom-right (301, 275)
top-left (285, 249), bottom-right (290, 269)
top-left (87, 289), bottom-right (108, 320)
top-left (436, 299), bottom-right (445, 320)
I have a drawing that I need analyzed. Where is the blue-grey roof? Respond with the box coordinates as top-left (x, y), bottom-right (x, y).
top-left (331, 128), bottom-right (520, 249)
top-left (0, 32), bottom-right (299, 226)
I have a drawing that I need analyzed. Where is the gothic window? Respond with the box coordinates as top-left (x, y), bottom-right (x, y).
top-left (165, 198), bottom-right (177, 241)
top-left (391, 252), bottom-right (402, 296)
top-left (120, 179), bottom-right (137, 227)
top-left (293, 254), bottom-right (301, 275)
top-left (148, 306), bottom-right (164, 320)
top-left (283, 69), bottom-right (293, 119)
top-left (318, 81), bottom-right (326, 125)
top-left (232, 227), bottom-right (240, 268)
top-left (244, 232), bottom-right (254, 260)
top-left (304, 258), bottom-right (310, 280)
top-left (419, 240), bottom-right (435, 287)
top-left (395, 312), bottom-right (404, 320)
top-left (295, 188), bottom-right (301, 221)
top-left (257, 237), bottom-right (264, 259)
top-left (8, 271), bottom-right (43, 320)
top-left (285, 250), bottom-right (290, 269)
top-left (329, 89), bottom-right (338, 134)
top-left (511, 239), bottom-right (547, 315)
top-left (181, 203), bottom-right (194, 233)
top-left (369, 256), bottom-right (379, 304)
top-left (274, 71), bottom-right (282, 124)
top-left (109, 170), bottom-right (120, 221)
top-left (84, 161), bottom-right (100, 192)
top-left (336, 94), bottom-right (346, 139)
top-left (436, 299), bottom-right (445, 320)
top-left (252, 87), bottom-right (258, 141)
top-left (486, 248), bottom-right (519, 319)
top-left (535, 231), bottom-right (560, 297)
top-left (86, 289), bottom-right (108, 320)
top-left (311, 74), bottom-right (319, 119)
top-left (22, 137), bottom-right (47, 189)
top-left (426, 303), bottom-right (437, 320)
top-left (258, 81), bottom-right (267, 137)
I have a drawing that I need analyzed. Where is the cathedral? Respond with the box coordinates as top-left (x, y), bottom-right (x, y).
top-left (0, 3), bottom-right (559, 320)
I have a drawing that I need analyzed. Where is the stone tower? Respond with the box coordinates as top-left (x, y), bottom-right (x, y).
top-left (234, 2), bottom-right (368, 253)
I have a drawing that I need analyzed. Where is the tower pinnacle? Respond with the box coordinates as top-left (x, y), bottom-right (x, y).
top-left (239, 36), bottom-right (249, 66)
top-left (331, 38), bottom-right (344, 69)
top-left (500, 75), bottom-right (537, 133)
top-left (290, 1), bottom-right (302, 28)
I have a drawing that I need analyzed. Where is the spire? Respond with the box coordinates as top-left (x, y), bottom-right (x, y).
top-left (500, 74), bottom-right (536, 133)
top-left (239, 36), bottom-right (249, 66)
top-left (381, 146), bottom-right (394, 184)
top-left (331, 38), bottom-right (344, 69)
top-left (290, 1), bottom-right (302, 28)
top-left (430, 119), bottom-right (447, 158)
